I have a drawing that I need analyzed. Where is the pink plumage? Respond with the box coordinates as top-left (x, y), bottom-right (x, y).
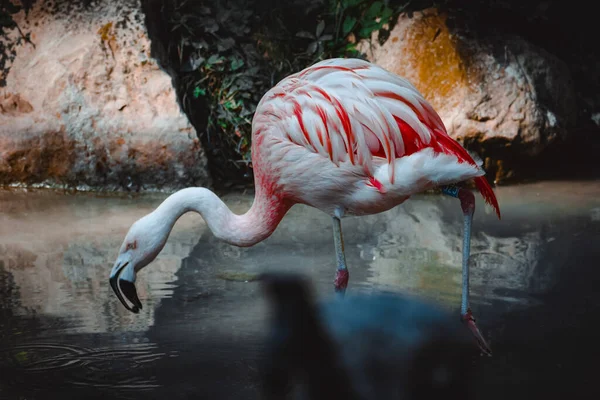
top-left (252, 58), bottom-right (501, 219)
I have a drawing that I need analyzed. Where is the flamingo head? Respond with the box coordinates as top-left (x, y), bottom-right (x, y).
top-left (109, 213), bottom-right (169, 313)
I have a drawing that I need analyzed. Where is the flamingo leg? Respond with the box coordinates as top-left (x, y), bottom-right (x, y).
top-left (332, 216), bottom-right (349, 296)
top-left (442, 185), bottom-right (492, 356)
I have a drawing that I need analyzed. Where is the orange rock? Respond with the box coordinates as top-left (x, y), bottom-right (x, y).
top-left (0, 0), bottom-right (210, 191)
top-left (360, 8), bottom-right (577, 167)
top-left (0, 93), bottom-right (34, 116)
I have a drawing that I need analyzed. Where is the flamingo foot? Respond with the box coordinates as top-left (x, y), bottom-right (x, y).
top-left (462, 308), bottom-right (492, 356)
top-left (334, 268), bottom-right (349, 295)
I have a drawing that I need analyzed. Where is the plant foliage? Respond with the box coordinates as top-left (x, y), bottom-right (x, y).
top-left (164, 0), bottom-right (409, 183)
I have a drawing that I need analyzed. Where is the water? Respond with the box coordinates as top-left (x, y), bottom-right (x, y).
top-left (1, 181), bottom-right (600, 399)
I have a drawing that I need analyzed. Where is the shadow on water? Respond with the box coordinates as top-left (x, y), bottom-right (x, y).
top-left (1, 181), bottom-right (600, 399)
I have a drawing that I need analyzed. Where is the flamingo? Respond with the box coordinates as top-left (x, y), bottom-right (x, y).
top-left (109, 58), bottom-right (500, 355)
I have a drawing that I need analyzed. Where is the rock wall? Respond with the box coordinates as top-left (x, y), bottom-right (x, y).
top-left (0, 0), bottom-right (210, 191)
top-left (359, 9), bottom-right (579, 182)
top-left (2, 2), bottom-right (597, 188)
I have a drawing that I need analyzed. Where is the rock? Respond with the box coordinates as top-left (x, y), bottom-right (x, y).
top-left (359, 9), bottom-right (577, 182)
top-left (0, 93), bottom-right (34, 116)
top-left (0, 0), bottom-right (210, 191)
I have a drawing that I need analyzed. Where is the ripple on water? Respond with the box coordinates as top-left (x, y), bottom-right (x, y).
top-left (0, 341), bottom-right (177, 392)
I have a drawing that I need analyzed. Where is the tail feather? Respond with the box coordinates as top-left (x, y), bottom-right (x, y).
top-left (434, 129), bottom-right (501, 219)
top-left (474, 176), bottom-right (501, 219)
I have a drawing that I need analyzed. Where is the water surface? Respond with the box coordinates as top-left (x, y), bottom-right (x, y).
top-left (1, 181), bottom-right (599, 399)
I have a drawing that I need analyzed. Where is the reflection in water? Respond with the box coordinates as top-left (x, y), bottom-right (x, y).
top-left (365, 200), bottom-right (549, 309)
top-left (0, 190), bottom-right (204, 334)
top-left (1, 181), bottom-right (600, 398)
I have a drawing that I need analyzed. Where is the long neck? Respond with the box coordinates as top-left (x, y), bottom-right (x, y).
top-left (153, 187), bottom-right (290, 247)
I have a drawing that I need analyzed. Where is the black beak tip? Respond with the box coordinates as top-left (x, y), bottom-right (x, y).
top-left (109, 265), bottom-right (142, 314)
top-left (119, 278), bottom-right (143, 311)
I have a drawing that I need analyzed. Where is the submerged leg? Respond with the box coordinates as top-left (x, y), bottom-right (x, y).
top-left (332, 215), bottom-right (349, 296)
top-left (442, 184), bottom-right (492, 356)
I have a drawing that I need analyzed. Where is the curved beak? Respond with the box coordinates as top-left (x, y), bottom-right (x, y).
top-left (109, 255), bottom-right (143, 313)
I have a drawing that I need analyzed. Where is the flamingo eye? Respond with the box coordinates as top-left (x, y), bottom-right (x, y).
top-left (126, 241), bottom-right (137, 251)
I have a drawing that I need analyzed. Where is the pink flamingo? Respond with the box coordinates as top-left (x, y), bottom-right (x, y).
top-left (109, 58), bottom-right (500, 355)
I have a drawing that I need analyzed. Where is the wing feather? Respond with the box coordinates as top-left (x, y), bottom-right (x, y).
top-left (254, 58), bottom-right (501, 217)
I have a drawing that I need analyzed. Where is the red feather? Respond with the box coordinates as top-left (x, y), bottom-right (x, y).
top-left (432, 128), bottom-right (501, 219)
top-left (474, 176), bottom-right (501, 219)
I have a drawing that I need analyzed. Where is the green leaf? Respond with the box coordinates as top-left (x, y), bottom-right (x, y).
top-left (193, 87), bottom-right (206, 98)
top-left (364, 1), bottom-right (383, 21)
top-left (342, 16), bottom-right (357, 36)
top-left (315, 20), bottom-right (325, 37)
top-left (379, 6), bottom-right (394, 22)
top-left (358, 20), bottom-right (382, 38)
top-left (207, 54), bottom-right (223, 65)
top-left (230, 58), bottom-right (244, 71)
top-left (217, 37), bottom-right (235, 52)
top-left (358, 27), bottom-right (373, 39)
top-left (342, 0), bottom-right (363, 7)
top-left (296, 30), bottom-right (315, 39)
top-left (347, 48), bottom-right (361, 57)
top-left (357, 15), bottom-right (387, 39)
top-left (203, 19), bottom-right (219, 34)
